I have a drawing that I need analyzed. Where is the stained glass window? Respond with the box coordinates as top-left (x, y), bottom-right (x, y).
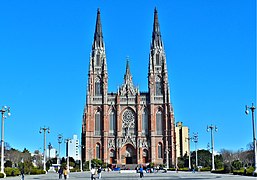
top-left (156, 110), bottom-right (163, 135)
top-left (95, 111), bottom-right (101, 135)
top-left (142, 108), bottom-right (148, 135)
top-left (109, 110), bottom-right (116, 135)
top-left (158, 143), bottom-right (162, 158)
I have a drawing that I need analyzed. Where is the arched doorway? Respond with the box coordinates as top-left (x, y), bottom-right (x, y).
top-left (109, 149), bottom-right (114, 164)
top-left (121, 144), bottom-right (136, 164)
top-left (142, 149), bottom-right (148, 163)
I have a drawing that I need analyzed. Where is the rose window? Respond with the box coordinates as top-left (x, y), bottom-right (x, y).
top-left (122, 109), bottom-right (135, 128)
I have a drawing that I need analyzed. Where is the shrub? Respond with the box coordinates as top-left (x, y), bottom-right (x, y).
top-left (4, 167), bottom-right (20, 176)
top-left (211, 168), bottom-right (227, 174)
top-left (148, 162), bottom-right (154, 168)
top-left (199, 167), bottom-right (211, 171)
top-left (29, 168), bottom-right (45, 175)
top-left (233, 167), bottom-right (257, 177)
top-left (168, 168), bottom-right (175, 171)
top-left (179, 167), bottom-right (189, 171)
top-left (0, 173), bottom-right (4, 178)
top-left (70, 168), bottom-right (80, 172)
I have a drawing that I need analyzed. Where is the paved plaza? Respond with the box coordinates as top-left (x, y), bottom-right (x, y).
top-left (3, 171), bottom-right (256, 180)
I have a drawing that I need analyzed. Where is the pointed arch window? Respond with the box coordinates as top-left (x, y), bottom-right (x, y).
top-left (95, 111), bottom-right (101, 135)
top-left (109, 109), bottom-right (116, 135)
top-left (96, 143), bottom-right (100, 159)
top-left (155, 76), bottom-right (162, 96)
top-left (156, 110), bottom-right (163, 135)
top-left (158, 143), bottom-right (163, 158)
top-left (96, 54), bottom-right (100, 66)
top-left (95, 78), bottom-right (102, 96)
top-left (156, 54), bottom-right (160, 66)
top-left (142, 108), bottom-right (148, 135)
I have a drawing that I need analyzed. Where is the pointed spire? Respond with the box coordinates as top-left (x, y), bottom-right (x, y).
top-left (124, 57), bottom-right (132, 84)
top-left (93, 8), bottom-right (104, 49)
top-left (125, 57), bottom-right (131, 77)
top-left (151, 7), bottom-right (163, 48)
top-left (118, 57), bottom-right (138, 96)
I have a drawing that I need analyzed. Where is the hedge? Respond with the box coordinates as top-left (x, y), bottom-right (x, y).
top-left (233, 167), bottom-right (257, 177)
top-left (4, 167), bottom-right (20, 176)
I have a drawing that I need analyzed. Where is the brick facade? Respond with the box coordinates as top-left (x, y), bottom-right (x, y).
top-left (82, 8), bottom-right (176, 167)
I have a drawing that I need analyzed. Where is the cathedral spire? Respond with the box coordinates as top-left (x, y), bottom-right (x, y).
top-left (93, 8), bottom-right (104, 49)
top-left (151, 7), bottom-right (163, 49)
top-left (124, 57), bottom-right (132, 84)
top-left (118, 57), bottom-right (138, 96)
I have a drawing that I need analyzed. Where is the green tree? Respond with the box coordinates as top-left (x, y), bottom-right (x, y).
top-left (191, 149), bottom-right (211, 168)
top-left (231, 160), bottom-right (243, 170)
top-left (4, 160), bottom-right (12, 168)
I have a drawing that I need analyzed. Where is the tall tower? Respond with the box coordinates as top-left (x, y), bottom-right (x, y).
top-left (82, 8), bottom-right (108, 163)
top-left (87, 8), bottom-right (108, 103)
top-left (148, 8), bottom-right (176, 166)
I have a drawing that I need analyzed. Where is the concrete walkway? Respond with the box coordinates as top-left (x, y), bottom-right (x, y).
top-left (3, 171), bottom-right (255, 180)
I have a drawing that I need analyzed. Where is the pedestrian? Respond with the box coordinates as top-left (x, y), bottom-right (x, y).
top-left (139, 165), bottom-right (144, 178)
top-left (21, 168), bottom-right (24, 180)
top-left (97, 167), bottom-right (102, 179)
top-left (63, 167), bottom-right (68, 179)
top-left (244, 167), bottom-right (247, 176)
top-left (91, 167), bottom-right (96, 180)
top-left (192, 165), bottom-right (195, 173)
top-left (58, 167), bottom-right (63, 179)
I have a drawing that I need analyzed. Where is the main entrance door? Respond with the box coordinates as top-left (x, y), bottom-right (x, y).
top-left (126, 157), bottom-right (133, 164)
top-left (121, 144), bottom-right (136, 164)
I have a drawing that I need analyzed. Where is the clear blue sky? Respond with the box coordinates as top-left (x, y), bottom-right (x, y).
top-left (0, 0), bottom-right (256, 157)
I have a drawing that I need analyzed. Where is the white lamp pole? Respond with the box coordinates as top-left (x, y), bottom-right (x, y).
top-left (39, 126), bottom-right (50, 173)
top-left (0, 106), bottom-right (11, 177)
top-left (57, 134), bottom-right (63, 166)
top-left (80, 145), bottom-right (85, 172)
top-left (165, 148), bottom-right (170, 169)
top-left (193, 133), bottom-right (198, 168)
top-left (65, 139), bottom-right (71, 172)
top-left (185, 136), bottom-right (192, 170)
top-left (245, 103), bottom-right (257, 173)
top-left (207, 125), bottom-right (217, 171)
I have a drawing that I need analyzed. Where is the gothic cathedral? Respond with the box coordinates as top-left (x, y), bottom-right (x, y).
top-left (82, 8), bottom-right (176, 167)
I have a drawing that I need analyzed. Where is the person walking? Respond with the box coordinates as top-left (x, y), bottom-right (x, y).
top-left (58, 167), bottom-right (63, 179)
top-left (91, 167), bottom-right (96, 180)
top-left (21, 168), bottom-right (24, 180)
top-left (97, 167), bottom-right (102, 179)
top-left (63, 167), bottom-right (68, 179)
top-left (139, 165), bottom-right (144, 178)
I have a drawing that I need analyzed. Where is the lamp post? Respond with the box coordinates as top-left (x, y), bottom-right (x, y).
top-left (193, 132), bottom-right (198, 168)
top-left (48, 143), bottom-right (52, 161)
top-left (65, 138), bottom-right (71, 172)
top-left (57, 134), bottom-right (63, 166)
top-left (185, 136), bottom-right (192, 170)
top-left (0, 106), bottom-right (11, 177)
top-left (79, 145), bottom-right (85, 172)
top-left (87, 148), bottom-right (93, 170)
top-left (207, 125), bottom-right (217, 171)
top-left (245, 103), bottom-right (257, 173)
top-left (39, 126), bottom-right (50, 172)
top-left (165, 148), bottom-right (170, 169)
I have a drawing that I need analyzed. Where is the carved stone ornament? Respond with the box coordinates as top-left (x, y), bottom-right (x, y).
top-left (141, 139), bottom-right (148, 149)
top-left (118, 136), bottom-right (136, 148)
top-left (108, 139), bottom-right (115, 148)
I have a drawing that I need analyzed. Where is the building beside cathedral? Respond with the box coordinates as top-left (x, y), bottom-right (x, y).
top-left (82, 8), bottom-right (176, 166)
top-left (175, 122), bottom-right (190, 158)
